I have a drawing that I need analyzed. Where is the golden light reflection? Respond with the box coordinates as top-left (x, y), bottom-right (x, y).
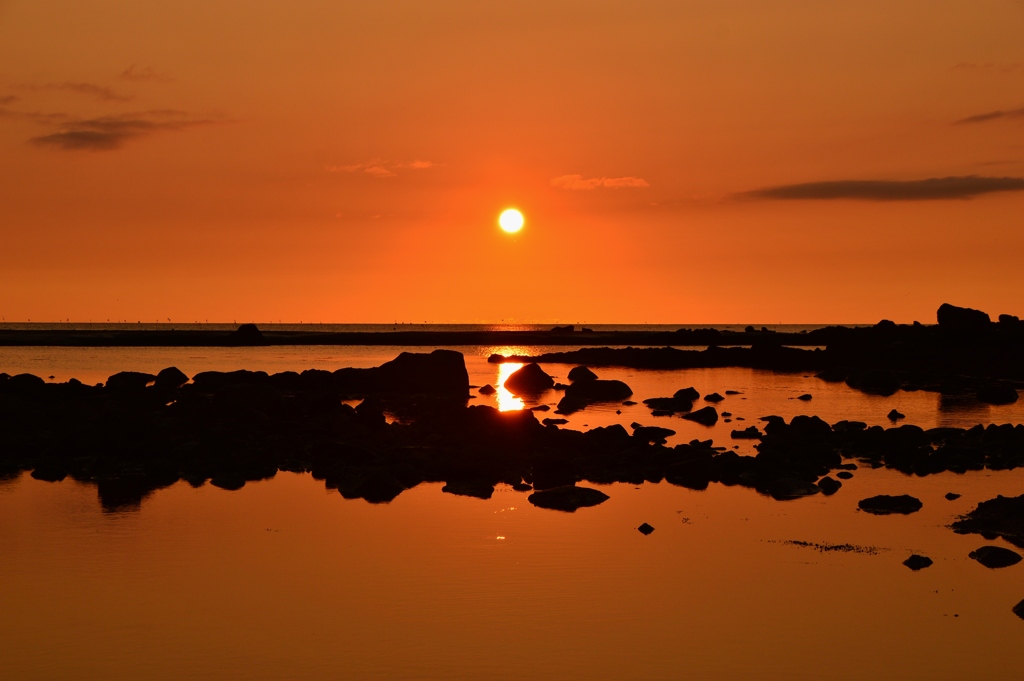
top-left (496, 362), bottom-right (525, 412)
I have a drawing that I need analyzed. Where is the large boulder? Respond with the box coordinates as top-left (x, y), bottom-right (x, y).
top-left (503, 363), bottom-right (554, 395)
top-left (968, 545), bottom-right (1022, 569)
top-left (682, 406), bottom-right (718, 426)
top-left (951, 494), bottom-right (1024, 548)
top-left (154, 366), bottom-right (189, 390)
top-left (567, 366), bottom-right (598, 382)
top-left (858, 494), bottom-right (922, 515)
top-left (105, 371), bottom-right (157, 391)
top-left (556, 379), bottom-right (633, 413)
top-left (371, 350), bottom-right (470, 396)
top-left (937, 303), bottom-right (991, 330)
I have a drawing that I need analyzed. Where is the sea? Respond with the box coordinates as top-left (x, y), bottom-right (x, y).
top-left (1, 324), bottom-right (1021, 680)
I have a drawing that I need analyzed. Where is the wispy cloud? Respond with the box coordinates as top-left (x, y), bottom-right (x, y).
top-left (954, 107), bottom-right (1024, 125)
top-left (550, 174), bottom-right (650, 190)
top-left (20, 81), bottom-right (132, 102)
top-left (118, 65), bottom-right (173, 83)
top-left (325, 159), bottom-right (436, 177)
top-left (736, 176), bottom-right (1024, 201)
top-left (30, 110), bottom-right (215, 150)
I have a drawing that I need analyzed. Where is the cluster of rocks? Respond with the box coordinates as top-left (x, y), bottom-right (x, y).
top-left (501, 363), bottom-right (633, 414)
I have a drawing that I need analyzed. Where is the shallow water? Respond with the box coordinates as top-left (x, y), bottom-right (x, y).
top-left (1, 344), bottom-right (1022, 679)
top-left (2, 469), bottom-right (1023, 681)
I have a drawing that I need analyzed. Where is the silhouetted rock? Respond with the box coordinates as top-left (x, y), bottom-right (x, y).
top-left (937, 303), bottom-right (991, 330)
top-left (836, 471), bottom-right (853, 480)
top-left (765, 478), bottom-right (821, 501)
top-left (442, 480), bottom-right (495, 499)
top-left (210, 475), bottom-right (246, 491)
top-left (106, 371), bottom-right (156, 391)
top-left (817, 476), bottom-right (841, 495)
top-left (530, 404), bottom-right (550, 411)
top-left (945, 492), bottom-right (961, 501)
top-left (1014, 600), bottom-right (1024, 620)
top-left (638, 523), bottom-right (655, 535)
top-left (154, 367), bottom-right (189, 390)
top-left (30, 466), bottom-right (67, 482)
top-left (512, 482), bottom-right (533, 492)
top-left (366, 349), bottom-right (470, 396)
top-left (478, 384), bottom-right (496, 395)
top-left (725, 390), bottom-right (742, 395)
top-left (704, 392), bottom-right (724, 403)
top-left (632, 425), bottom-right (676, 444)
top-left (797, 393), bottom-right (813, 401)
top-left (675, 387), bottom-right (700, 401)
top-left (845, 371), bottom-right (900, 397)
top-left (730, 426), bottom-right (762, 439)
top-left (952, 494), bottom-right (1024, 548)
top-left (542, 418), bottom-right (568, 426)
top-left (551, 325), bottom-right (574, 332)
top-left (903, 554), bottom-right (933, 571)
top-left (683, 406), bottom-right (718, 426)
top-left (567, 366), bottom-right (598, 382)
top-left (887, 409), bottom-right (905, 421)
top-left (557, 379), bottom-right (633, 413)
top-left (643, 394), bottom-right (693, 414)
top-left (858, 495), bottom-right (923, 515)
top-left (977, 385), bottom-right (1019, 405)
top-left (969, 545), bottom-right (1022, 569)
top-left (230, 323), bottom-right (266, 346)
top-left (528, 485), bottom-right (610, 512)
top-left (504, 363), bottom-right (554, 395)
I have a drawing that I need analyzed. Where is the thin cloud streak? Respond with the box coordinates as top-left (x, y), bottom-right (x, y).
top-left (736, 176), bottom-right (1024, 201)
top-left (550, 174), bottom-right (650, 190)
top-left (325, 160), bottom-right (436, 177)
top-left (118, 65), bottom-right (174, 82)
top-left (954, 107), bottom-right (1024, 125)
top-left (21, 81), bottom-right (132, 102)
top-left (30, 110), bottom-right (216, 150)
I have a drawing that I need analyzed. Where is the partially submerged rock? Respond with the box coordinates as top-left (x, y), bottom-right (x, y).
top-left (969, 545), bottom-right (1022, 569)
top-left (528, 485), bottom-right (610, 512)
top-left (567, 366), bottom-right (598, 382)
top-left (704, 392), bottom-right (724, 403)
top-left (632, 425), bottom-right (676, 445)
top-left (951, 494), bottom-right (1024, 548)
top-left (817, 476), bottom-right (841, 495)
top-left (858, 495), bottom-right (923, 515)
top-left (478, 384), bottom-right (496, 395)
top-left (638, 522), bottom-right (655, 535)
top-left (887, 409), bottom-right (905, 421)
top-left (442, 480), bottom-right (495, 499)
top-left (945, 492), bottom-right (961, 501)
top-left (504, 363), bottom-right (554, 395)
top-left (683, 406), bottom-right (718, 426)
top-left (976, 385), bottom-right (1019, 405)
top-left (730, 426), bottom-right (762, 439)
top-left (1014, 600), bottom-right (1024, 620)
top-left (903, 554), bottom-right (933, 571)
top-left (556, 378), bottom-right (633, 413)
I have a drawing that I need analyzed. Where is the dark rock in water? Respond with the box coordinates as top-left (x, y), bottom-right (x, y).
top-left (1014, 600), bottom-right (1024, 620)
top-left (154, 366), bottom-right (189, 390)
top-left (858, 494), bottom-right (923, 515)
top-left (817, 476), bottom-right (842, 495)
top-left (553, 383), bottom-right (569, 390)
top-left (836, 471), bottom-right (853, 480)
top-left (675, 387), bottom-right (700, 401)
top-left (528, 485), bottom-right (610, 512)
top-left (622, 400), bottom-right (637, 406)
top-left (945, 492), bottom-right (961, 501)
top-left (210, 475), bottom-right (246, 491)
top-left (567, 366), bottom-right (598, 382)
top-left (643, 396), bottom-right (693, 414)
top-left (542, 418), bottom-right (568, 426)
top-left (530, 404), bottom-right (550, 411)
top-left (442, 480), bottom-right (495, 499)
top-left (977, 385), bottom-right (1019, 405)
top-left (887, 409), bottom-right (905, 421)
top-left (725, 390), bottom-right (742, 395)
top-left (969, 545), bottom-right (1022, 569)
top-left (797, 393), bottom-right (813, 401)
top-left (904, 554), bottom-right (933, 571)
top-left (551, 325), bottom-right (574, 332)
top-left (937, 303), bottom-right (991, 330)
top-left (730, 426), bottom-right (762, 439)
top-left (478, 384), bottom-right (496, 395)
top-left (721, 412), bottom-right (732, 417)
top-left (368, 349), bottom-right (470, 396)
top-left (487, 353), bottom-right (504, 363)
top-left (845, 371), bottom-right (901, 397)
top-left (512, 482), bottom-right (533, 492)
top-left (30, 466), bottom-right (67, 482)
top-left (951, 494), bottom-right (1024, 548)
top-left (230, 323), bottom-right (265, 346)
top-left (683, 406), bottom-right (718, 426)
top-left (704, 392), bottom-right (724, 403)
top-left (638, 522), bottom-right (655, 535)
top-left (632, 425), bottom-right (676, 444)
top-left (557, 379), bottom-right (633, 413)
top-left (106, 371), bottom-right (156, 391)
top-left (581, 327), bottom-right (594, 333)
top-left (503, 363), bottom-right (554, 395)
top-left (816, 368), bottom-right (847, 383)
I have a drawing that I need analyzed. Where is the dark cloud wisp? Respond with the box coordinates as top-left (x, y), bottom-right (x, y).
top-left (21, 81), bottom-right (132, 102)
top-left (954, 107), bottom-right (1024, 125)
top-left (737, 176), bottom-right (1024, 201)
top-left (30, 111), bottom-right (215, 150)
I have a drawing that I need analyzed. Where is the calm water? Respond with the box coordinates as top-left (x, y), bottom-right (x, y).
top-left (1, 344), bottom-right (1022, 679)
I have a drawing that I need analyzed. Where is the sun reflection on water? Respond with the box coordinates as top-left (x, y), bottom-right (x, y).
top-left (495, 362), bottom-right (525, 412)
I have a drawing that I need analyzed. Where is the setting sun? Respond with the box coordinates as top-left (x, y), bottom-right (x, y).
top-left (498, 209), bottom-right (524, 233)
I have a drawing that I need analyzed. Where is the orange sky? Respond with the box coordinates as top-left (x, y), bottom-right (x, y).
top-left (1, 1), bottom-right (1022, 323)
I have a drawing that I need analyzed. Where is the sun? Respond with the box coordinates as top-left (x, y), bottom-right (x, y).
top-left (498, 208), bottom-right (524, 233)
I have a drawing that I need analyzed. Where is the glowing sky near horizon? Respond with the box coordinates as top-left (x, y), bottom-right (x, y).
top-left (0, 1), bottom-right (1022, 323)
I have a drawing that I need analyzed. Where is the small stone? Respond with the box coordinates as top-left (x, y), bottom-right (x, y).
top-left (887, 409), bottom-right (905, 421)
top-left (945, 492), bottom-right (961, 501)
top-left (638, 523), bottom-right (655, 535)
top-left (836, 471), bottom-right (853, 480)
top-left (903, 554), bottom-right (933, 571)
top-left (797, 393), bottom-right (813, 401)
